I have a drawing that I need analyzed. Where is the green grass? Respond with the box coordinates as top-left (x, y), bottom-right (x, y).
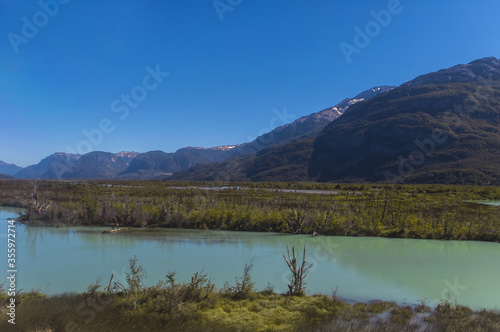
top-left (1, 180), bottom-right (499, 242)
top-left (2, 290), bottom-right (499, 332)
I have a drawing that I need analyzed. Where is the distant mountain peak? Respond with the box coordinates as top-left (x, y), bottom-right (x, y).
top-left (14, 152), bottom-right (81, 179)
top-left (0, 160), bottom-right (23, 176)
top-left (209, 145), bottom-right (239, 151)
top-left (230, 85), bottom-right (396, 157)
top-left (51, 152), bottom-right (81, 159)
top-left (296, 86), bottom-right (395, 125)
top-left (114, 151), bottom-right (140, 158)
top-left (181, 145), bottom-right (240, 152)
top-left (352, 85), bottom-right (395, 100)
top-left (61, 151), bottom-right (138, 179)
top-left (402, 56), bottom-right (500, 87)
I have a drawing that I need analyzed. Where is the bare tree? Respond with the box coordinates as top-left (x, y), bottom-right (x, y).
top-left (283, 245), bottom-right (312, 296)
top-left (20, 179), bottom-right (51, 220)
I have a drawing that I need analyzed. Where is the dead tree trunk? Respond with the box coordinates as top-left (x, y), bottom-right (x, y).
top-left (283, 245), bottom-right (312, 296)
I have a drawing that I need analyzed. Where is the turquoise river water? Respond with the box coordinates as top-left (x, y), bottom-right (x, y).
top-left (1, 206), bottom-right (499, 310)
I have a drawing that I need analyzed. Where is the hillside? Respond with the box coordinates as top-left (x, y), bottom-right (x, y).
top-left (402, 57), bottom-right (500, 87)
top-left (172, 57), bottom-right (500, 185)
top-left (232, 86), bottom-right (394, 156)
top-left (170, 86), bottom-right (394, 182)
top-left (61, 151), bottom-right (136, 179)
top-left (118, 146), bottom-right (237, 179)
top-left (309, 81), bottom-right (500, 184)
top-left (169, 138), bottom-right (314, 182)
top-left (182, 85), bottom-right (394, 176)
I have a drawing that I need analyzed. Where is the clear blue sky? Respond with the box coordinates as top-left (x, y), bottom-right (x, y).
top-left (1, 0), bottom-right (499, 167)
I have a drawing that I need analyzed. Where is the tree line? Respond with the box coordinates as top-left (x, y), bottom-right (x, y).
top-left (0, 179), bottom-right (499, 242)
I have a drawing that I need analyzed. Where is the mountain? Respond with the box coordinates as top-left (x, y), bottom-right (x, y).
top-left (232, 86), bottom-right (395, 156)
top-left (14, 153), bottom-right (81, 179)
top-left (0, 161), bottom-right (23, 176)
top-left (176, 145), bottom-right (239, 162)
top-left (12, 85), bottom-right (393, 181)
top-left (113, 151), bottom-right (141, 163)
top-left (402, 57), bottom-right (500, 86)
top-left (62, 151), bottom-right (139, 179)
top-left (309, 80), bottom-right (500, 184)
top-left (118, 151), bottom-right (175, 179)
top-left (12, 146), bottom-right (239, 180)
top-left (172, 57), bottom-right (500, 185)
top-left (170, 86), bottom-right (395, 181)
top-left (0, 173), bottom-right (14, 179)
top-left (118, 146), bottom-right (239, 179)
top-left (12, 57), bottom-right (500, 184)
top-left (169, 137), bottom-right (316, 182)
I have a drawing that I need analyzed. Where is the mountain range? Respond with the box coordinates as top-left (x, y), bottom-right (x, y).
top-left (3, 57), bottom-right (499, 184)
top-left (170, 57), bottom-right (500, 185)
top-left (4, 147), bottom-right (238, 180)
top-left (2, 85), bottom-right (393, 180)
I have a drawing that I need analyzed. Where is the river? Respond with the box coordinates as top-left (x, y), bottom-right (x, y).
top-left (1, 206), bottom-right (499, 310)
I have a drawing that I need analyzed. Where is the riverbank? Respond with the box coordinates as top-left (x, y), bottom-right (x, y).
top-left (1, 179), bottom-right (499, 242)
top-left (1, 275), bottom-right (498, 331)
top-left (1, 201), bottom-right (499, 330)
top-left (4, 218), bottom-right (499, 308)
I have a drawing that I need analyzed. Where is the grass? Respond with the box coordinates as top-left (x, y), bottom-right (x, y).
top-left (2, 290), bottom-right (499, 331)
top-left (1, 179), bottom-right (499, 242)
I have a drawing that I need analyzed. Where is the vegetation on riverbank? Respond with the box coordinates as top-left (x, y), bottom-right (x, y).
top-left (1, 179), bottom-right (499, 242)
top-left (1, 255), bottom-right (499, 332)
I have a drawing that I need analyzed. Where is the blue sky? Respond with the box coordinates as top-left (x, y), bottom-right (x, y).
top-left (1, 0), bottom-right (499, 167)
